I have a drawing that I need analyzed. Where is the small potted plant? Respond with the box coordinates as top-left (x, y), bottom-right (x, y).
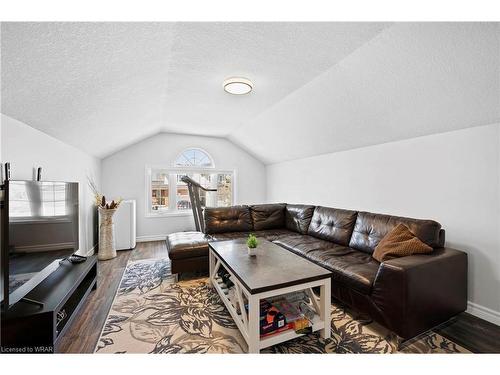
top-left (246, 234), bottom-right (258, 256)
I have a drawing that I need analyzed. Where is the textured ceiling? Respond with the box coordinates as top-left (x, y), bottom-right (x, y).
top-left (1, 22), bottom-right (499, 163)
top-left (0, 22), bottom-right (389, 157)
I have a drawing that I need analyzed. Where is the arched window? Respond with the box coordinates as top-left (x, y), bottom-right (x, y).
top-left (146, 147), bottom-right (233, 216)
top-left (174, 148), bottom-right (214, 168)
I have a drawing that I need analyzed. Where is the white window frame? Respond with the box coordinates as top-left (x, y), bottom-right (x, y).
top-left (174, 147), bottom-right (215, 168)
top-left (145, 165), bottom-right (237, 218)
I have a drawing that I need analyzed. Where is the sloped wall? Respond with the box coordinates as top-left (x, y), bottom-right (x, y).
top-left (231, 23), bottom-right (499, 164)
top-left (267, 124), bottom-right (500, 324)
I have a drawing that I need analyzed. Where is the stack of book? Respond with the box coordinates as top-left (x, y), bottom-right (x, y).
top-left (251, 292), bottom-right (314, 338)
top-left (225, 281), bottom-right (316, 338)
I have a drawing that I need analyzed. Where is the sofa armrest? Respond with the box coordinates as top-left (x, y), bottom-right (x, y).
top-left (371, 247), bottom-right (467, 338)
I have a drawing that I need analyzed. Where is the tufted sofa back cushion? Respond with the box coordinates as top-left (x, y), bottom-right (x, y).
top-left (250, 203), bottom-right (286, 231)
top-left (307, 206), bottom-right (358, 246)
top-left (285, 204), bottom-right (316, 234)
top-left (349, 211), bottom-right (442, 254)
top-left (204, 205), bottom-right (253, 234)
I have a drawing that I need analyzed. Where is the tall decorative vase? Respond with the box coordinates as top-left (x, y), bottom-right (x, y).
top-left (98, 208), bottom-right (117, 260)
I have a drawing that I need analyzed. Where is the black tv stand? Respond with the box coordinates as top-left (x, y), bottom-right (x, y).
top-left (1, 255), bottom-right (97, 353)
top-left (20, 297), bottom-right (45, 308)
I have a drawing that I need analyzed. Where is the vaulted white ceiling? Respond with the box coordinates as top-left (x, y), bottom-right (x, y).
top-left (1, 22), bottom-right (499, 163)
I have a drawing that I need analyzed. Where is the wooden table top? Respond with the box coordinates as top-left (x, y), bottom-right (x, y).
top-left (209, 239), bottom-right (331, 294)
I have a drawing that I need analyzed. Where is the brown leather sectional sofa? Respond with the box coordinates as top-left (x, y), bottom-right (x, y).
top-left (167, 203), bottom-right (467, 340)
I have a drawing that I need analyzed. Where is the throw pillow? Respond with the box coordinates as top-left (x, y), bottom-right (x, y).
top-left (373, 223), bottom-right (433, 262)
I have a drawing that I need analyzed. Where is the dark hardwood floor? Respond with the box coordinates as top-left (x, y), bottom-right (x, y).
top-left (56, 241), bottom-right (166, 353)
top-left (57, 241), bottom-right (500, 354)
top-left (434, 312), bottom-right (500, 353)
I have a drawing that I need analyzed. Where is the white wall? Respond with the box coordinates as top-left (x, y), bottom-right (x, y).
top-left (1, 114), bottom-right (101, 255)
top-left (101, 133), bottom-right (266, 240)
top-left (267, 124), bottom-right (500, 324)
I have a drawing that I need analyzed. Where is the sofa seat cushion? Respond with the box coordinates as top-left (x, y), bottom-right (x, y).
top-left (274, 234), bottom-right (379, 294)
top-left (166, 231), bottom-right (210, 260)
top-left (209, 232), bottom-right (252, 242)
top-left (210, 229), bottom-right (296, 243)
top-left (306, 246), bottom-right (380, 295)
top-left (254, 229), bottom-right (297, 242)
top-left (273, 234), bottom-right (336, 256)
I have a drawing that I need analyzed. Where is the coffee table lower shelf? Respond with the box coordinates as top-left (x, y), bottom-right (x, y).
top-left (209, 249), bottom-right (331, 353)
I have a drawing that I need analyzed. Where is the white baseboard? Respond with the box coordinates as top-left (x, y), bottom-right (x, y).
top-left (467, 301), bottom-right (500, 326)
top-left (86, 244), bottom-right (97, 257)
top-left (15, 242), bottom-right (75, 252)
top-left (136, 234), bottom-right (168, 243)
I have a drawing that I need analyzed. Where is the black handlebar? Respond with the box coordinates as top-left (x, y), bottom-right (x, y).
top-left (180, 175), bottom-right (217, 192)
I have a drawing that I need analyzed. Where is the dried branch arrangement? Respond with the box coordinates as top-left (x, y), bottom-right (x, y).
top-left (88, 176), bottom-right (123, 210)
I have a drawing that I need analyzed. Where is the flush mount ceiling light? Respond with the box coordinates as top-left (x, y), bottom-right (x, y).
top-left (223, 77), bottom-right (253, 95)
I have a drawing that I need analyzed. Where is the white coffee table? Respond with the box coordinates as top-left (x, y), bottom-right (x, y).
top-left (209, 239), bottom-right (332, 353)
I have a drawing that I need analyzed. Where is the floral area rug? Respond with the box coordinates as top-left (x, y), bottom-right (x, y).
top-left (95, 258), bottom-right (469, 354)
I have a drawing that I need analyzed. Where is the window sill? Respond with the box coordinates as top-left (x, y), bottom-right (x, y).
top-left (145, 211), bottom-right (193, 218)
top-left (10, 217), bottom-right (73, 224)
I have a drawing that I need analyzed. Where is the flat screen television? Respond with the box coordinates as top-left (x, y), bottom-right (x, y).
top-left (1, 180), bottom-right (79, 308)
